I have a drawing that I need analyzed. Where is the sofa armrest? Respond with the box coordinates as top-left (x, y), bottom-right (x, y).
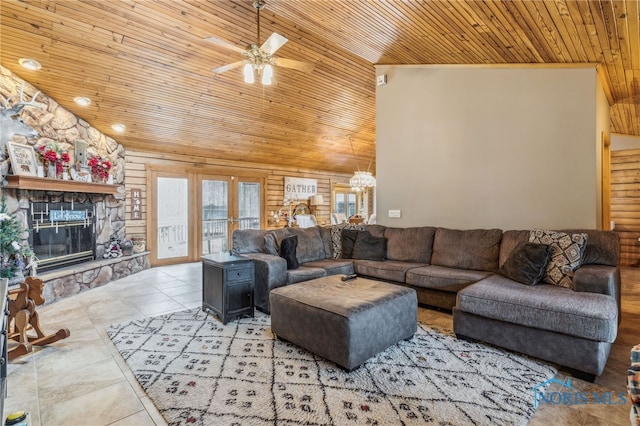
top-left (573, 265), bottom-right (621, 323)
top-left (243, 253), bottom-right (287, 314)
top-left (573, 265), bottom-right (619, 295)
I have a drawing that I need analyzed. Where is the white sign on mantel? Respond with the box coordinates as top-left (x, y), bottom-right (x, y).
top-left (284, 177), bottom-right (317, 200)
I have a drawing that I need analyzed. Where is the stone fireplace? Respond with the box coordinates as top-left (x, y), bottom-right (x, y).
top-left (4, 185), bottom-right (150, 303)
top-left (1, 67), bottom-right (149, 303)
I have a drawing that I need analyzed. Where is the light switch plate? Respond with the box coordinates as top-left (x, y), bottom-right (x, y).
top-left (388, 209), bottom-right (401, 218)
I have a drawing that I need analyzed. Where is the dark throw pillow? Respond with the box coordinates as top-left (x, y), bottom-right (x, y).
top-left (279, 235), bottom-right (299, 270)
top-left (341, 229), bottom-right (360, 259)
top-left (352, 231), bottom-right (388, 261)
top-left (499, 242), bottom-right (551, 286)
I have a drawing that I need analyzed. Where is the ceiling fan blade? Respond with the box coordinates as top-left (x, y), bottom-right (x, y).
top-left (274, 58), bottom-right (314, 73)
top-left (261, 32), bottom-right (288, 55)
top-left (204, 35), bottom-right (246, 54)
top-left (212, 61), bottom-right (245, 74)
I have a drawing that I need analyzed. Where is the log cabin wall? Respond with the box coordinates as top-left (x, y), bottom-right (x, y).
top-left (124, 150), bottom-right (350, 241)
top-left (611, 149), bottom-right (640, 267)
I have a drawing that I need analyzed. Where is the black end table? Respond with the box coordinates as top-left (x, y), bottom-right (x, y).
top-left (202, 253), bottom-right (254, 324)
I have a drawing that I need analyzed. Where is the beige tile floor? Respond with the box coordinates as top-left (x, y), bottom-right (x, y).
top-left (3, 263), bottom-right (639, 425)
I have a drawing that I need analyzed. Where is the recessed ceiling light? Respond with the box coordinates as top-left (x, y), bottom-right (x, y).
top-left (18, 58), bottom-right (41, 70)
top-left (74, 96), bottom-right (91, 107)
top-left (111, 123), bottom-right (126, 133)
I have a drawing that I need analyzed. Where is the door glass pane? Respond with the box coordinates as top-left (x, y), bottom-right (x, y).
top-left (238, 182), bottom-right (260, 230)
top-left (347, 193), bottom-right (357, 217)
top-left (202, 179), bottom-right (229, 254)
top-left (335, 193), bottom-right (345, 214)
top-left (157, 177), bottom-right (188, 259)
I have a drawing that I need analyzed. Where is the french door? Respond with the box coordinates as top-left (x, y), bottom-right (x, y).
top-left (149, 170), bottom-right (264, 266)
top-left (200, 175), bottom-right (262, 255)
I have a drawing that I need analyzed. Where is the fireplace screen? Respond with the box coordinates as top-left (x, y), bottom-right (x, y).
top-left (29, 201), bottom-right (96, 272)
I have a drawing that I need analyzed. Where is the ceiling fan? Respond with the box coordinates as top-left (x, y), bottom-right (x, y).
top-left (205, 0), bottom-right (313, 85)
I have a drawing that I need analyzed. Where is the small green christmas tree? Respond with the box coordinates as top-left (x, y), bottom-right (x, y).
top-left (0, 192), bottom-right (32, 280)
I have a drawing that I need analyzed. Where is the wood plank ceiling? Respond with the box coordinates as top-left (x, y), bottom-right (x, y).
top-left (1, 1), bottom-right (639, 174)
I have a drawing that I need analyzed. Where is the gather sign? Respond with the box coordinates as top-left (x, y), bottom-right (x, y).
top-left (284, 177), bottom-right (317, 200)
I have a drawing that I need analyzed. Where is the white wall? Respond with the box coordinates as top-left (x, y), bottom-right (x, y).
top-left (376, 65), bottom-right (606, 230)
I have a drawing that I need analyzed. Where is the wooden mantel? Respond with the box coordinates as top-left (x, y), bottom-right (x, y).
top-left (5, 175), bottom-right (120, 195)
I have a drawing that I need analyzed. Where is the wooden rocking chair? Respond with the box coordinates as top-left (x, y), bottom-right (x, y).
top-left (7, 277), bottom-right (70, 360)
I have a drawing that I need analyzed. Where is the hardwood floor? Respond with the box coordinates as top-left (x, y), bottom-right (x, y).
top-left (4, 264), bottom-right (638, 425)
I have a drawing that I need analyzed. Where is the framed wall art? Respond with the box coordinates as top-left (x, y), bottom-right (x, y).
top-left (7, 142), bottom-right (38, 176)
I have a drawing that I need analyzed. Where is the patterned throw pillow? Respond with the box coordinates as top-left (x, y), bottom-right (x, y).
top-left (529, 229), bottom-right (588, 288)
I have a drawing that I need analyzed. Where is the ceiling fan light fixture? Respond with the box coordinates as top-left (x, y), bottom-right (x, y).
top-left (243, 63), bottom-right (255, 84)
top-left (262, 64), bottom-right (273, 85)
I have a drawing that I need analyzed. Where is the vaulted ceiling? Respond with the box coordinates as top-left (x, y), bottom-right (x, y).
top-left (1, 1), bottom-right (639, 174)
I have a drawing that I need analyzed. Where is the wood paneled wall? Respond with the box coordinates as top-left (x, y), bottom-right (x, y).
top-left (611, 149), bottom-right (640, 266)
top-left (123, 150), bottom-right (350, 240)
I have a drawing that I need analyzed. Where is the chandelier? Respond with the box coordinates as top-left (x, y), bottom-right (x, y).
top-left (350, 171), bottom-right (376, 192)
top-left (348, 135), bottom-right (376, 192)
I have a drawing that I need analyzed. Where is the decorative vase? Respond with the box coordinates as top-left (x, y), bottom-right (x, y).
top-left (46, 162), bottom-right (57, 179)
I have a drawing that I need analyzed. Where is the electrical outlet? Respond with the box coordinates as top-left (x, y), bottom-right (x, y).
top-left (388, 209), bottom-right (401, 218)
top-left (376, 74), bottom-right (387, 86)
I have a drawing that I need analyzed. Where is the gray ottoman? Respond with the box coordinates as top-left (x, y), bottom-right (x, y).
top-left (269, 275), bottom-right (417, 371)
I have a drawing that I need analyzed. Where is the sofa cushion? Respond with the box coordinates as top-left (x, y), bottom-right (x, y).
top-left (319, 226), bottom-right (334, 259)
top-left (431, 228), bottom-right (503, 272)
top-left (352, 232), bottom-right (387, 261)
top-left (405, 265), bottom-right (492, 292)
top-left (263, 228), bottom-right (293, 256)
top-left (384, 226), bottom-right (436, 263)
top-left (499, 230), bottom-right (530, 267)
top-left (290, 227), bottom-right (326, 263)
top-left (456, 275), bottom-right (618, 343)
top-left (498, 242), bottom-right (551, 285)
top-left (264, 233), bottom-right (280, 256)
top-left (561, 229), bottom-right (620, 266)
top-left (232, 229), bottom-right (268, 254)
top-left (354, 260), bottom-right (427, 282)
top-left (302, 259), bottom-right (354, 276)
top-left (280, 236), bottom-right (299, 270)
top-left (286, 266), bottom-right (327, 284)
top-left (365, 224), bottom-right (387, 238)
top-left (529, 229), bottom-right (587, 288)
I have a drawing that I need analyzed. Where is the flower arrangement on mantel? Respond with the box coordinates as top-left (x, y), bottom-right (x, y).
top-left (88, 155), bottom-right (112, 183)
top-left (36, 141), bottom-right (70, 178)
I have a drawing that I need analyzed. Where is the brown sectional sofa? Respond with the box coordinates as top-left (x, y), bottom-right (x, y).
top-left (232, 224), bottom-right (620, 380)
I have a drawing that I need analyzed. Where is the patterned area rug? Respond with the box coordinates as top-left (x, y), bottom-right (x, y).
top-left (107, 309), bottom-right (556, 425)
